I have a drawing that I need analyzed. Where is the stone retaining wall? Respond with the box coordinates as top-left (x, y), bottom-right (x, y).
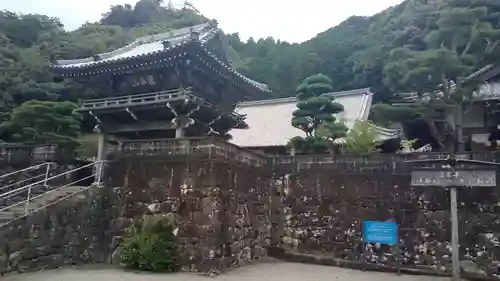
top-left (0, 187), bottom-right (112, 274)
top-left (105, 157), bottom-right (271, 275)
top-left (3, 142), bottom-right (500, 279)
top-left (275, 169), bottom-right (500, 279)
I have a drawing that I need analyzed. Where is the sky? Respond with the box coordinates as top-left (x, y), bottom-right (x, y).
top-left (2, 0), bottom-right (404, 43)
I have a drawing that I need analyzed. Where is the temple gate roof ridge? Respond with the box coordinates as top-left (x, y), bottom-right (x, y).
top-left (50, 22), bottom-right (270, 94)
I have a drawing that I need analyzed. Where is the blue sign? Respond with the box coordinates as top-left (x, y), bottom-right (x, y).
top-left (363, 221), bottom-right (398, 246)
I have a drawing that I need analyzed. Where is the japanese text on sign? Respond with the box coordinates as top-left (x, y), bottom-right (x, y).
top-left (363, 221), bottom-right (398, 246)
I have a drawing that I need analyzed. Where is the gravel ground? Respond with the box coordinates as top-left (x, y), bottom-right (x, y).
top-left (2, 262), bottom-right (449, 281)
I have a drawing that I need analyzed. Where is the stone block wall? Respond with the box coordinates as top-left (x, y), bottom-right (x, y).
top-left (105, 156), bottom-right (271, 275)
top-left (0, 186), bottom-right (112, 274)
top-left (276, 167), bottom-right (500, 278)
top-left (3, 139), bottom-right (500, 279)
top-left (214, 162), bottom-right (270, 268)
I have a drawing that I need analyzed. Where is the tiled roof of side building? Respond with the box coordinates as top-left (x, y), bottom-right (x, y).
top-left (465, 64), bottom-right (500, 82)
top-left (230, 88), bottom-right (400, 148)
top-left (394, 64), bottom-right (500, 103)
top-left (51, 22), bottom-right (270, 93)
top-left (474, 81), bottom-right (500, 100)
top-left (396, 80), bottom-right (500, 103)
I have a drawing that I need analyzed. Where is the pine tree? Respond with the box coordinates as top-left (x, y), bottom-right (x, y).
top-left (289, 74), bottom-right (347, 153)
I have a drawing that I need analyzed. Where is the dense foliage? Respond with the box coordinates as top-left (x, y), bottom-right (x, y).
top-left (289, 74), bottom-right (347, 153)
top-left (120, 215), bottom-right (180, 272)
top-left (291, 74), bottom-right (345, 136)
top-left (230, 0), bottom-right (500, 107)
top-left (0, 1), bottom-right (205, 143)
top-left (343, 121), bottom-right (380, 154)
top-left (2, 0), bottom-right (500, 146)
top-left (0, 100), bottom-right (81, 147)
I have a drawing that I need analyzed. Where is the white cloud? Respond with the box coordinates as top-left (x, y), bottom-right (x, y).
top-left (1, 0), bottom-right (403, 43)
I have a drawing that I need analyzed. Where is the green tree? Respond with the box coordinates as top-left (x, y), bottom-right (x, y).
top-left (381, 1), bottom-right (500, 151)
top-left (343, 121), bottom-right (379, 154)
top-left (2, 0), bottom-right (500, 147)
top-left (289, 74), bottom-right (346, 153)
top-left (291, 74), bottom-right (344, 136)
top-left (0, 5), bottom-right (208, 141)
top-left (0, 101), bottom-right (81, 148)
top-left (316, 119), bottom-right (348, 142)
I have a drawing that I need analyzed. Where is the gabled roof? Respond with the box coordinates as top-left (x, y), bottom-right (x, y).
top-left (229, 88), bottom-right (400, 147)
top-left (393, 81), bottom-right (500, 103)
top-left (51, 22), bottom-right (270, 94)
top-left (465, 64), bottom-right (500, 82)
top-left (393, 64), bottom-right (500, 103)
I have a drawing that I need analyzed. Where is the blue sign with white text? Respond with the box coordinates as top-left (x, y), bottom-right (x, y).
top-left (363, 221), bottom-right (398, 246)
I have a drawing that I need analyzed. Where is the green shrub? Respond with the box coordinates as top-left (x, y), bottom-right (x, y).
top-left (120, 215), bottom-right (181, 272)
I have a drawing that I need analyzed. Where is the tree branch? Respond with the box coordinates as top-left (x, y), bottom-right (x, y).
top-left (461, 23), bottom-right (478, 57)
top-left (485, 39), bottom-right (499, 54)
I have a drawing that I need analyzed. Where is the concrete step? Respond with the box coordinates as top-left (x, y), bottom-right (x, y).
top-left (7, 204), bottom-right (43, 214)
top-left (0, 218), bottom-right (12, 225)
top-left (0, 211), bottom-right (15, 219)
top-left (0, 186), bottom-right (88, 223)
top-left (0, 186), bottom-right (86, 202)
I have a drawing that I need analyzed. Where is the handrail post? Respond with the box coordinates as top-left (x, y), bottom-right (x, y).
top-left (25, 184), bottom-right (32, 215)
top-left (96, 161), bottom-right (103, 187)
top-left (43, 162), bottom-right (51, 186)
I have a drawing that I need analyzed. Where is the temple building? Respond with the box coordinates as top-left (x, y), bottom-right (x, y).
top-left (51, 21), bottom-right (270, 158)
top-left (51, 22), bottom-right (405, 157)
top-left (392, 63), bottom-right (500, 151)
top-left (467, 64), bottom-right (500, 149)
top-left (230, 88), bottom-right (401, 155)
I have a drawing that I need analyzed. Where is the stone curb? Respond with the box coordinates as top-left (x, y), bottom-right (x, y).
top-left (267, 247), bottom-right (497, 281)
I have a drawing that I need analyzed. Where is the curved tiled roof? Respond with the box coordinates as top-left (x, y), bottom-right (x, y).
top-left (395, 80), bottom-right (500, 103)
top-left (54, 23), bottom-right (212, 68)
top-left (194, 43), bottom-right (270, 92)
top-left (465, 64), bottom-right (500, 82)
top-left (51, 22), bottom-right (270, 93)
top-left (394, 64), bottom-right (500, 103)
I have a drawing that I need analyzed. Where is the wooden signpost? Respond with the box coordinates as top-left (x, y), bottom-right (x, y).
top-left (411, 170), bottom-right (496, 187)
top-left (407, 154), bottom-right (499, 281)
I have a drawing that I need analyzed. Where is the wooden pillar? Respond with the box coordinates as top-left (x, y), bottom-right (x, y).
top-left (96, 133), bottom-right (107, 161)
top-left (175, 127), bottom-right (184, 138)
top-left (450, 186), bottom-right (460, 281)
top-left (174, 115), bottom-right (194, 139)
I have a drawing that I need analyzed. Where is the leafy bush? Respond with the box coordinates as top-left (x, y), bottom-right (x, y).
top-left (120, 215), bottom-right (181, 273)
top-left (343, 121), bottom-right (380, 154)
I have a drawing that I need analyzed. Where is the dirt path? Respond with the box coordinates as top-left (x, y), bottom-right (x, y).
top-left (2, 262), bottom-right (449, 281)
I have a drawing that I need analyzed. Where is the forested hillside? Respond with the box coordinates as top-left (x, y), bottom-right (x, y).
top-left (1, 0), bottom-right (500, 145)
top-left (231, 0), bottom-right (500, 102)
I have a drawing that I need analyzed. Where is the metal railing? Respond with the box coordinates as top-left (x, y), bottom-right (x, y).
top-left (0, 161), bottom-right (103, 222)
top-left (0, 162), bottom-right (54, 206)
top-left (0, 162), bottom-right (52, 181)
top-left (0, 171), bottom-right (48, 194)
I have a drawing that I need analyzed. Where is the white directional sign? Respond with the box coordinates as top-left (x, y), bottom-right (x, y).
top-left (411, 170), bottom-right (496, 187)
